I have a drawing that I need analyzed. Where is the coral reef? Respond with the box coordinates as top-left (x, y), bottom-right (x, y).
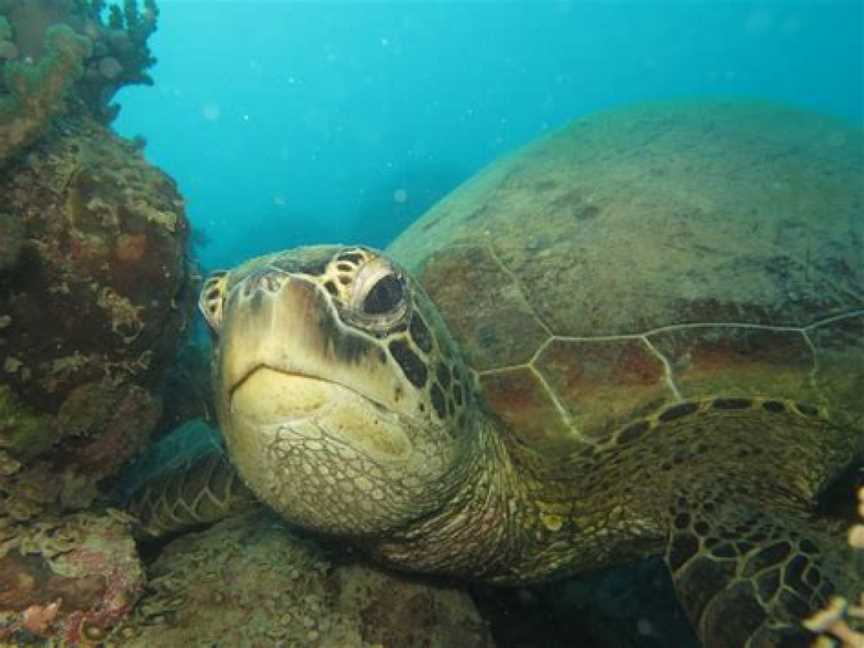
top-left (0, 116), bottom-right (191, 522)
top-left (0, 0), bottom-right (159, 166)
top-left (0, 4), bottom-right (188, 644)
top-left (111, 508), bottom-right (493, 647)
top-left (0, 510), bottom-right (144, 644)
top-left (0, 22), bottom-right (90, 166)
top-left (0, 110), bottom-right (189, 642)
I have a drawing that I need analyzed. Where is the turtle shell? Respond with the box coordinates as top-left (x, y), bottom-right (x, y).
top-left (387, 101), bottom-right (864, 455)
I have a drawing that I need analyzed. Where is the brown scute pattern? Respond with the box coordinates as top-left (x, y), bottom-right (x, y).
top-left (665, 490), bottom-right (833, 644)
top-left (534, 337), bottom-right (667, 443)
top-left (416, 245), bottom-right (549, 370)
top-left (409, 312), bottom-right (434, 354)
top-left (601, 397), bottom-right (835, 454)
top-left (658, 401), bottom-right (700, 422)
top-left (430, 383), bottom-right (447, 420)
top-left (807, 313), bottom-right (864, 430)
top-left (388, 339), bottom-right (428, 389)
top-left (336, 251), bottom-right (365, 265)
top-left (480, 368), bottom-right (573, 452)
top-left (436, 362), bottom-right (452, 389)
top-left (648, 325), bottom-right (816, 406)
top-left (390, 102), bottom-right (863, 343)
top-left (461, 309), bottom-right (860, 452)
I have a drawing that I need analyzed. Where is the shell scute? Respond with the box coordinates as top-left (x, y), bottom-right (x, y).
top-left (647, 326), bottom-right (816, 402)
top-left (387, 101), bottom-right (864, 442)
top-left (808, 314), bottom-right (864, 430)
top-left (478, 368), bottom-right (571, 452)
top-left (417, 245), bottom-right (548, 371)
top-left (535, 338), bottom-right (670, 442)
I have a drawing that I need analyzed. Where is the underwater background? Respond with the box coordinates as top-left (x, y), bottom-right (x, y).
top-left (1, 0), bottom-right (863, 646)
top-left (113, 0), bottom-right (863, 271)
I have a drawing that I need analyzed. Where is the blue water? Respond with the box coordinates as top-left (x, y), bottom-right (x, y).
top-left (113, 0), bottom-right (863, 270)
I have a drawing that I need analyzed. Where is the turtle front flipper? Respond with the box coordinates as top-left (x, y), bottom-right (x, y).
top-left (128, 450), bottom-right (258, 538)
top-left (665, 489), bottom-right (859, 647)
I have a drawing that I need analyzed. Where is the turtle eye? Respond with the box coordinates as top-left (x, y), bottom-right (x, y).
top-left (362, 273), bottom-right (404, 314)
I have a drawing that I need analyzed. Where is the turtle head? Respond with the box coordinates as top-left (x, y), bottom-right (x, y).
top-left (199, 245), bottom-right (475, 537)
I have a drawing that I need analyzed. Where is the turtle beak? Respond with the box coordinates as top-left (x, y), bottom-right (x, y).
top-left (216, 270), bottom-right (421, 420)
top-left (219, 272), bottom-right (357, 399)
top-left (216, 270), bottom-right (419, 465)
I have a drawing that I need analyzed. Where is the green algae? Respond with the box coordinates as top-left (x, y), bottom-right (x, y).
top-left (0, 384), bottom-right (54, 459)
top-left (0, 23), bottom-right (90, 165)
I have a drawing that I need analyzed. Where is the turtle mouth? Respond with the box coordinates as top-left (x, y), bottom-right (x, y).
top-left (228, 365), bottom-right (387, 421)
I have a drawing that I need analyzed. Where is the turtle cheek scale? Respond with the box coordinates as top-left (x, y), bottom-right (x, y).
top-left (222, 368), bottom-right (459, 536)
top-left (213, 264), bottom-right (461, 535)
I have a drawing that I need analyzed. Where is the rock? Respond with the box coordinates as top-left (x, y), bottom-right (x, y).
top-left (0, 117), bottom-right (194, 518)
top-left (114, 509), bottom-right (494, 647)
top-left (0, 511), bottom-right (144, 645)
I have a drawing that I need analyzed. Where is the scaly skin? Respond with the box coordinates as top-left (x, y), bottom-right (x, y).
top-left (179, 245), bottom-right (863, 647)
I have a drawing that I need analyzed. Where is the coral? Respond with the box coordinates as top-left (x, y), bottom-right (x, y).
top-left (0, 0), bottom-right (160, 166)
top-left (804, 487), bottom-right (864, 647)
top-left (110, 509), bottom-right (493, 647)
top-left (0, 115), bottom-right (192, 522)
top-left (0, 385), bottom-right (54, 460)
top-left (0, 23), bottom-right (90, 165)
top-left (0, 510), bottom-right (144, 644)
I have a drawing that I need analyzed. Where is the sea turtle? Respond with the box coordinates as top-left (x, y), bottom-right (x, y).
top-left (133, 101), bottom-right (864, 646)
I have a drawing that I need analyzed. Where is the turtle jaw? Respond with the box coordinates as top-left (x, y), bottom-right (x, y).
top-left (228, 365), bottom-right (384, 423)
top-left (227, 365), bottom-right (414, 462)
top-left (220, 364), bottom-right (453, 537)
top-left (211, 268), bottom-right (462, 536)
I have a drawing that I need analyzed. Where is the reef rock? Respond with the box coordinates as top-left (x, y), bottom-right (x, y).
top-left (0, 116), bottom-right (192, 518)
top-left (0, 510), bottom-right (144, 644)
top-left (114, 509), bottom-right (494, 647)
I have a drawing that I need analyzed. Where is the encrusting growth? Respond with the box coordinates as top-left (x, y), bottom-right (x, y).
top-left (0, 0), bottom-right (159, 165)
top-left (0, 23), bottom-right (90, 163)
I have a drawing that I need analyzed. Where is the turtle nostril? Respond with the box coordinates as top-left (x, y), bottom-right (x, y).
top-left (242, 271), bottom-right (285, 297)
